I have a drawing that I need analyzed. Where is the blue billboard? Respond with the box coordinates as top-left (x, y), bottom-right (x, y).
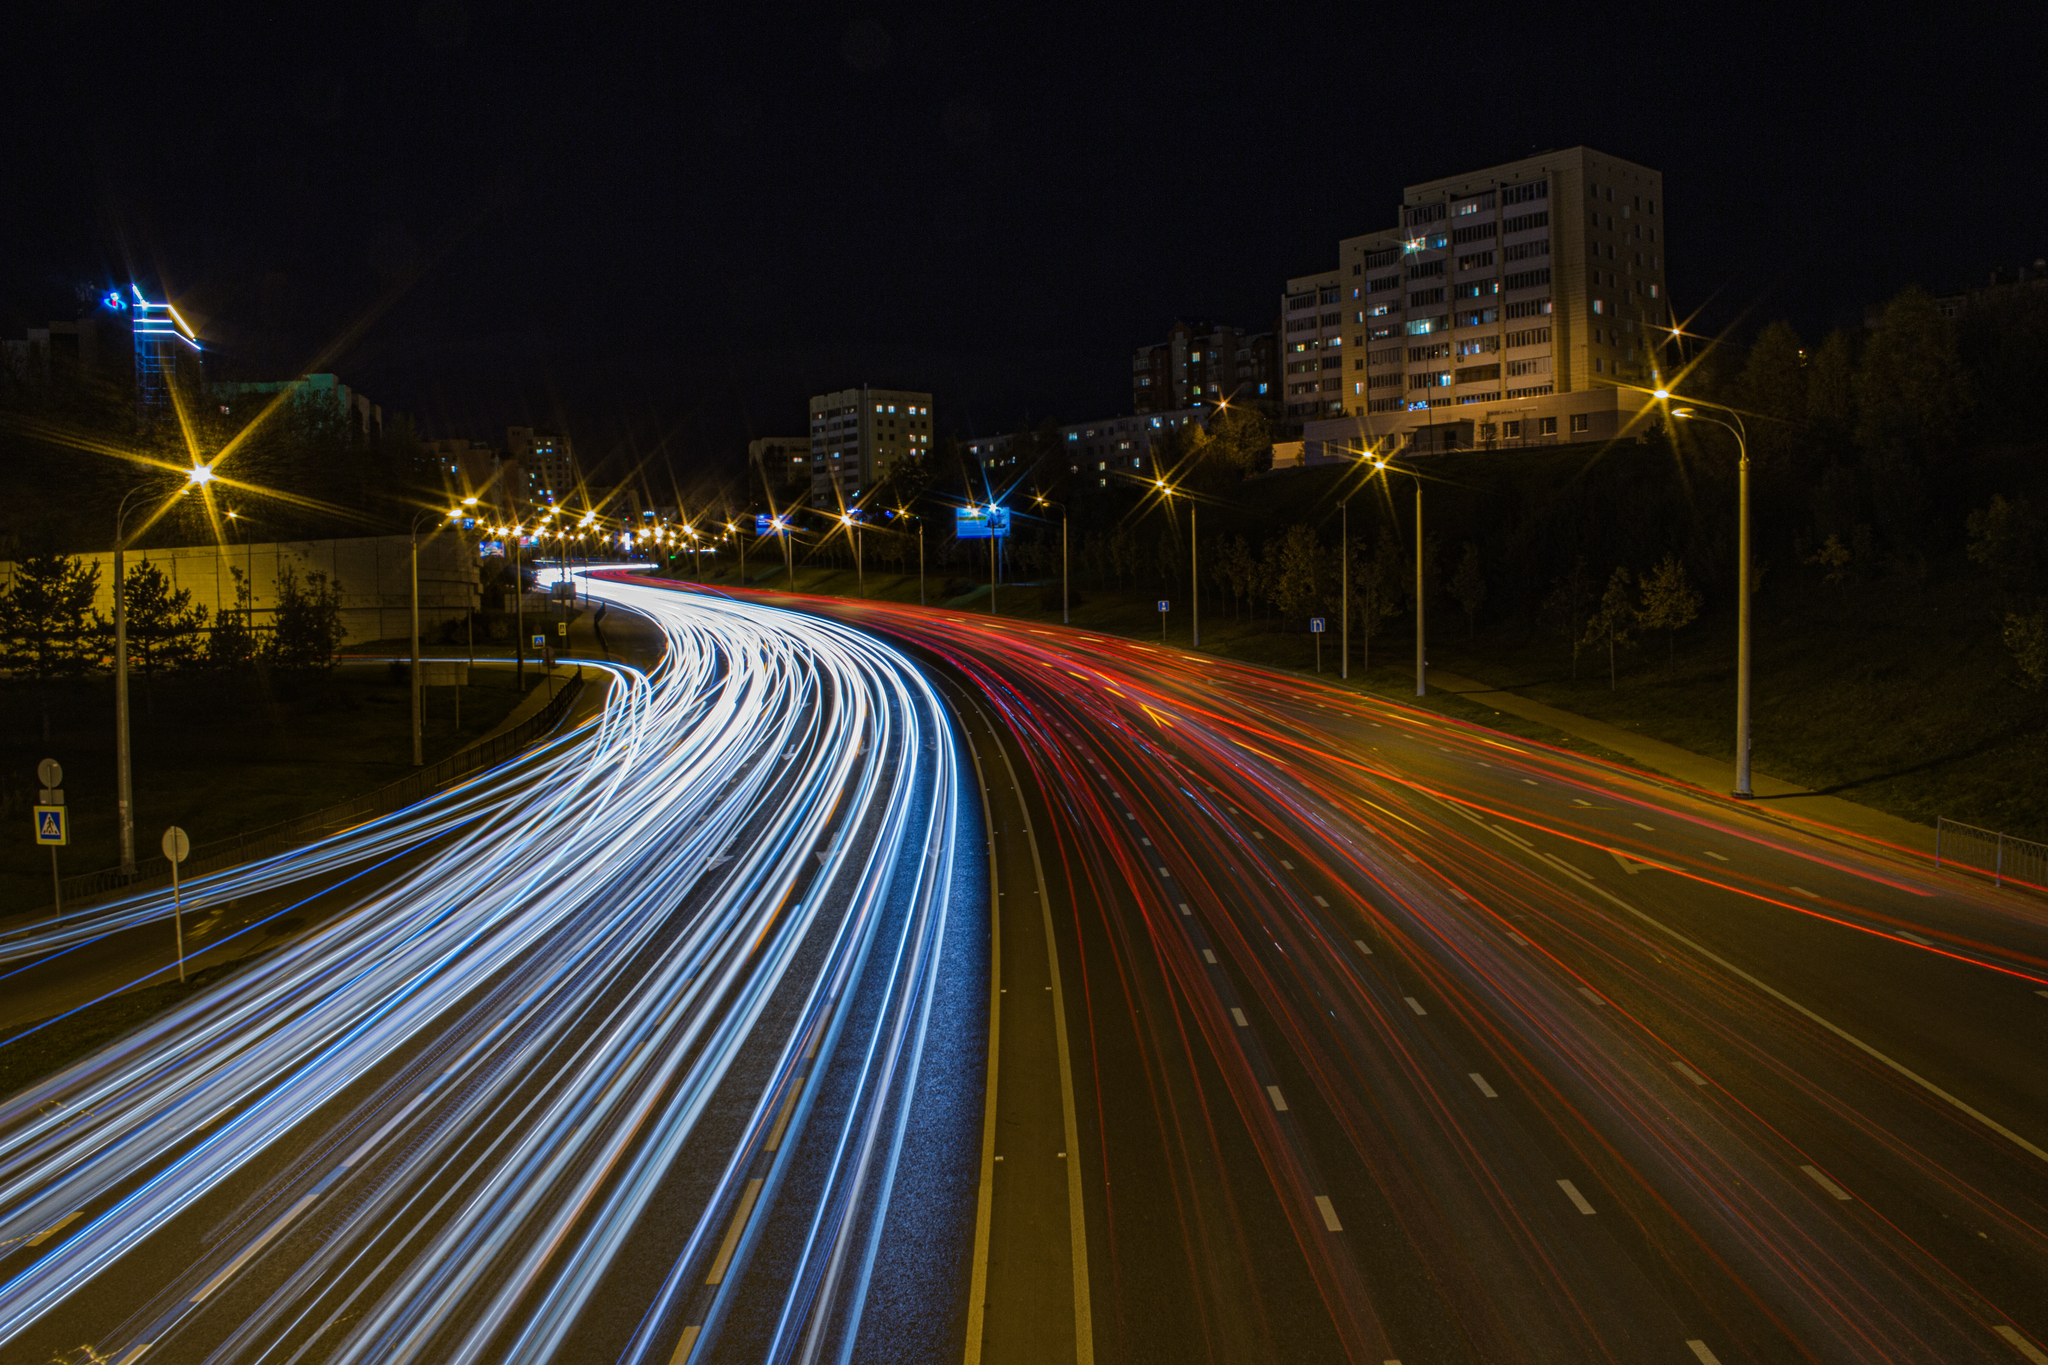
top-left (956, 506), bottom-right (1010, 539)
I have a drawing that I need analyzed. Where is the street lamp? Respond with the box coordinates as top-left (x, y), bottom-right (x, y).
top-left (842, 511), bottom-right (863, 598)
top-left (1660, 390), bottom-right (1755, 798)
top-left (1036, 495), bottom-right (1067, 624)
top-left (1373, 455), bottom-right (1427, 696)
top-left (1155, 479), bottom-right (1196, 647)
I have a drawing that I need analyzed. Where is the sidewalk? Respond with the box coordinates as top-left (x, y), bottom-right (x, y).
top-left (1422, 665), bottom-right (1938, 855)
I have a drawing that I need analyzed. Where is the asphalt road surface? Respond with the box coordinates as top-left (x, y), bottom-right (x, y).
top-left (0, 577), bottom-right (984, 1364)
top-left (756, 583), bottom-right (2048, 1365)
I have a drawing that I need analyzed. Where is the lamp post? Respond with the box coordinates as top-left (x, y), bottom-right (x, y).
top-left (1340, 498), bottom-right (1348, 681)
top-left (843, 512), bottom-right (863, 598)
top-left (1664, 394), bottom-right (1755, 797)
top-left (512, 521), bottom-right (526, 692)
top-left (1372, 457), bottom-right (1426, 696)
top-left (112, 484), bottom-right (156, 876)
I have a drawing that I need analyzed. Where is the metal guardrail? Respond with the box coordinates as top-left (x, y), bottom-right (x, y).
top-left (1934, 815), bottom-right (2048, 892)
top-left (28, 668), bottom-right (588, 917)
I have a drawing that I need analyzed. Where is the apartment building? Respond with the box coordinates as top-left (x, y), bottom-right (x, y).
top-left (507, 427), bottom-right (574, 502)
top-left (748, 436), bottom-right (812, 494)
top-left (808, 385), bottom-right (934, 503)
top-left (1060, 407), bottom-right (1210, 491)
top-left (1132, 321), bottom-right (1278, 413)
top-left (1290, 146), bottom-right (1667, 455)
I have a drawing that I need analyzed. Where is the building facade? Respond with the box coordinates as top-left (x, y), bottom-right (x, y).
top-left (1132, 321), bottom-right (1278, 413)
top-left (748, 436), bottom-right (811, 495)
top-left (807, 386), bottom-right (934, 503)
top-left (1291, 147), bottom-right (1668, 455)
top-left (1059, 407), bottom-right (1210, 491)
top-left (507, 427), bottom-right (573, 503)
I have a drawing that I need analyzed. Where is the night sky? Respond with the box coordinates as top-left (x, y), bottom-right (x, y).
top-left (6, 2), bottom-right (2040, 480)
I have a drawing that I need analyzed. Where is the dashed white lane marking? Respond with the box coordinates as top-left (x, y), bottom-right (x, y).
top-left (2036, 990), bottom-right (2048, 1001)
top-left (1468, 1072), bottom-right (1498, 1098)
top-left (1140, 837), bottom-right (1152, 846)
top-left (1705, 850), bottom-right (1729, 861)
top-left (1896, 929), bottom-right (1933, 946)
top-left (1157, 866), bottom-right (1170, 876)
top-left (1791, 886), bottom-right (1818, 898)
top-left (1489, 824), bottom-right (1534, 849)
top-left (1577, 987), bottom-right (1604, 1006)
top-left (1556, 1179), bottom-right (1596, 1215)
top-left (1686, 1341), bottom-right (1724, 1365)
top-left (1572, 798), bottom-right (1592, 807)
top-left (1404, 996), bottom-right (1427, 1016)
top-left (1232, 1008), bottom-right (1248, 1027)
top-left (1672, 1060), bottom-right (1710, 1087)
top-left (1280, 859), bottom-right (1295, 870)
top-left (1995, 1325), bottom-right (2048, 1364)
top-left (1177, 902), bottom-right (1191, 916)
top-left (1267, 1085), bottom-right (1289, 1111)
top-left (1253, 831), bottom-right (1266, 839)
top-left (1506, 931), bottom-right (1530, 945)
top-left (670, 1325), bottom-right (702, 1361)
top-left (1312, 895), bottom-right (1328, 907)
top-left (705, 1177), bottom-right (767, 1285)
top-left (1521, 778), bottom-right (1539, 786)
top-left (1353, 939), bottom-right (1374, 956)
top-left (1632, 822), bottom-right (1655, 831)
top-left (1800, 1165), bottom-right (1853, 1201)
top-left (1202, 949), bottom-right (1216, 964)
top-left (192, 1190), bottom-right (322, 1302)
top-left (1315, 1195), bottom-right (1343, 1231)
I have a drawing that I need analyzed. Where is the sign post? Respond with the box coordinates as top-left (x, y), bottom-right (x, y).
top-left (34, 759), bottom-right (65, 918)
top-left (1157, 600), bottom-right (1170, 645)
top-left (1310, 617), bottom-right (1326, 673)
top-left (162, 825), bottom-right (190, 982)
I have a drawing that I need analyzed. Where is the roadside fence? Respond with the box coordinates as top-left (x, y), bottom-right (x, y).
top-left (1934, 815), bottom-right (2048, 894)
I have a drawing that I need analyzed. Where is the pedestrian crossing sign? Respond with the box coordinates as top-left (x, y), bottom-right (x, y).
top-left (34, 806), bottom-right (66, 846)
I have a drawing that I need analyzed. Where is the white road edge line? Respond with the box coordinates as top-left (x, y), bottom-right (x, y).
top-left (1996, 1325), bottom-right (2048, 1364)
top-left (1556, 1179), bottom-right (1596, 1215)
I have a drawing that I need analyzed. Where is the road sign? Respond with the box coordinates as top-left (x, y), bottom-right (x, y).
top-left (37, 759), bottom-right (61, 789)
top-left (1157, 600), bottom-right (1170, 612)
top-left (755, 514), bottom-right (789, 537)
top-left (162, 826), bottom-right (190, 862)
top-left (1310, 617), bottom-right (1326, 633)
top-left (956, 506), bottom-right (1011, 539)
top-left (532, 634), bottom-right (546, 649)
top-left (556, 621), bottom-right (568, 637)
top-left (35, 807), bottom-right (67, 846)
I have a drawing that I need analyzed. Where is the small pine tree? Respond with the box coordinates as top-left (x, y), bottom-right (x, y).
top-left (0, 552), bottom-right (104, 739)
top-left (208, 567), bottom-right (261, 672)
top-left (102, 561), bottom-right (210, 713)
top-left (267, 564), bottom-right (345, 673)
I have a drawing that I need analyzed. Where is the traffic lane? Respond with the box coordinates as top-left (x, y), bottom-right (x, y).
top-left (971, 673), bottom-right (1368, 1363)
top-left (980, 661), bottom-right (1735, 1363)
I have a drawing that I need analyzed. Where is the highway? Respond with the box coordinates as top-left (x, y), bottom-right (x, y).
top-left (0, 577), bottom-right (983, 1364)
top-left (757, 587), bottom-right (2048, 1365)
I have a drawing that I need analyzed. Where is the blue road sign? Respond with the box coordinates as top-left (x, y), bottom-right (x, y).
top-left (956, 506), bottom-right (1010, 539)
top-left (1310, 617), bottom-right (1326, 633)
top-left (34, 806), bottom-right (66, 846)
top-left (1157, 600), bottom-right (1170, 612)
top-left (755, 514), bottom-right (792, 536)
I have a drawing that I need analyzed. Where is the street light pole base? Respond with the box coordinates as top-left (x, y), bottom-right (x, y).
top-left (1730, 790), bottom-right (1754, 800)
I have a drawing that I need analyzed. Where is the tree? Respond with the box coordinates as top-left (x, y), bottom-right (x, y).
top-left (1804, 534), bottom-right (1853, 600)
top-left (0, 552), bottom-right (103, 739)
top-left (103, 561), bottom-right (209, 712)
top-left (1966, 494), bottom-right (2042, 595)
top-left (208, 568), bottom-right (260, 672)
top-left (1350, 534), bottom-right (1402, 669)
top-left (268, 563), bottom-right (345, 672)
top-left (1579, 565), bottom-right (1637, 691)
top-left (2004, 612), bottom-right (2048, 691)
top-left (1446, 542), bottom-right (1486, 638)
top-left (1272, 524), bottom-right (1321, 619)
top-left (1854, 287), bottom-right (1972, 464)
top-left (1806, 329), bottom-right (1856, 455)
top-left (1541, 557), bottom-right (1595, 678)
top-left (1636, 553), bottom-right (1702, 669)
top-left (1733, 321), bottom-right (1808, 468)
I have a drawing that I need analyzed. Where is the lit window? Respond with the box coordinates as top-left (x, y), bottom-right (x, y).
top-left (1258, 382), bottom-right (1269, 394)
top-left (1592, 299), bottom-right (1605, 315)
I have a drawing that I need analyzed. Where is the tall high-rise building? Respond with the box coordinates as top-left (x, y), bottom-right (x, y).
top-left (807, 386), bottom-right (934, 503)
top-left (128, 285), bottom-right (203, 423)
top-left (1290, 146), bottom-right (1668, 455)
top-left (507, 427), bottom-right (574, 502)
top-left (1132, 321), bottom-right (1278, 413)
